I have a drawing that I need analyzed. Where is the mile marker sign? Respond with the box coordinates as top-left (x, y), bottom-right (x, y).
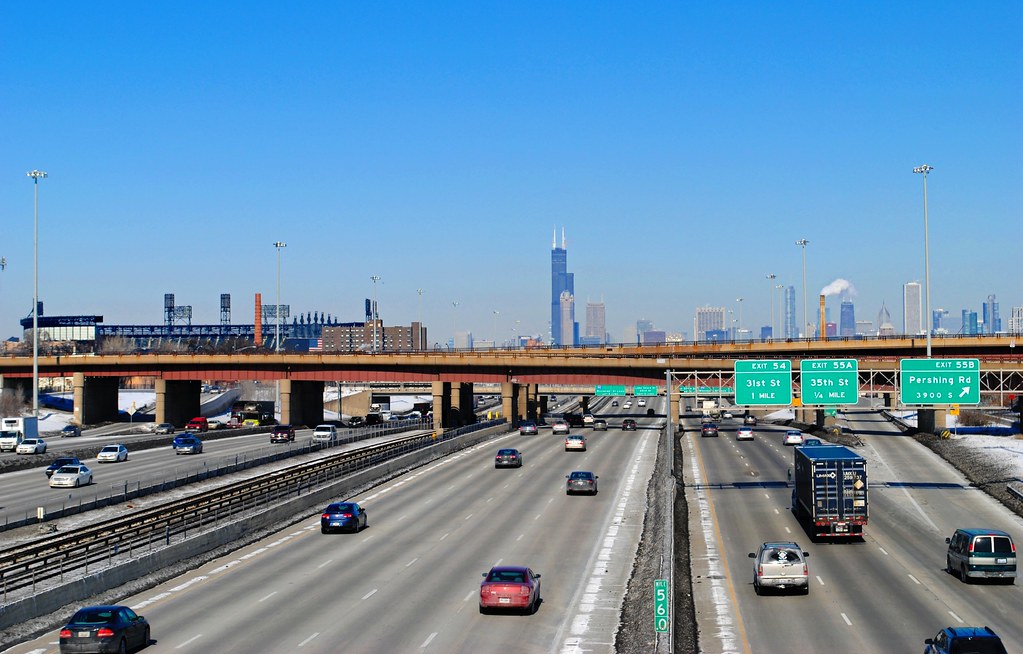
top-left (899, 359), bottom-right (980, 405)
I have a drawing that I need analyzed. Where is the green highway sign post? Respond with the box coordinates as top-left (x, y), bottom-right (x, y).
top-left (654, 579), bottom-right (669, 633)
top-left (595, 385), bottom-right (627, 396)
top-left (679, 386), bottom-right (734, 394)
top-left (799, 359), bottom-right (859, 405)
top-left (734, 360), bottom-right (793, 405)
top-left (634, 385), bottom-right (659, 396)
top-left (900, 359), bottom-right (981, 405)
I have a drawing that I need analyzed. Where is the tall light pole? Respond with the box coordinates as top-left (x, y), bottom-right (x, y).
top-left (273, 241), bottom-right (286, 352)
top-left (735, 297), bottom-right (744, 338)
top-left (913, 164), bottom-right (934, 357)
top-left (492, 310), bottom-right (500, 347)
top-left (27, 170), bottom-right (47, 418)
top-left (766, 274), bottom-right (777, 339)
top-left (370, 275), bottom-right (381, 352)
top-left (416, 288), bottom-right (424, 350)
top-left (451, 301), bottom-right (459, 348)
top-left (795, 239), bottom-right (810, 339)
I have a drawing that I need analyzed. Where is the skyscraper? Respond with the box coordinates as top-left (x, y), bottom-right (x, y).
top-left (784, 286), bottom-right (797, 338)
top-left (983, 294), bottom-right (1001, 334)
top-left (585, 301), bottom-right (606, 344)
top-left (903, 282), bottom-right (922, 335)
top-left (694, 308), bottom-right (724, 341)
top-left (636, 319), bottom-right (654, 344)
top-left (1009, 306), bottom-right (1023, 334)
top-left (558, 291), bottom-right (575, 346)
top-left (961, 309), bottom-right (979, 335)
top-left (839, 300), bottom-right (856, 337)
top-left (878, 302), bottom-right (895, 336)
top-left (550, 228), bottom-right (575, 346)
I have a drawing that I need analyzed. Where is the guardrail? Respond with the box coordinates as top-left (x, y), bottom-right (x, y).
top-left (0, 419), bottom-right (436, 532)
top-left (1009, 484), bottom-right (1023, 503)
top-left (0, 419), bottom-right (504, 602)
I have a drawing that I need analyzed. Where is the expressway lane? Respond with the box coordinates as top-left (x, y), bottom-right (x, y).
top-left (688, 411), bottom-right (1023, 654)
top-left (5, 414), bottom-right (659, 654)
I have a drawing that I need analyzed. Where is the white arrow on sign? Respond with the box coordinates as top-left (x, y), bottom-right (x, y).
top-left (959, 387), bottom-right (970, 398)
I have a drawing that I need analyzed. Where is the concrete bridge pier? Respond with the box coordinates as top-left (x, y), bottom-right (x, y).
top-left (501, 382), bottom-right (522, 427)
top-left (280, 380), bottom-right (324, 427)
top-left (539, 395), bottom-right (549, 420)
top-left (917, 408), bottom-right (946, 434)
top-left (154, 379), bottom-right (201, 427)
top-left (455, 382), bottom-right (475, 425)
top-left (432, 382), bottom-right (452, 432)
top-left (526, 384), bottom-right (540, 423)
top-left (580, 396), bottom-right (590, 413)
top-left (75, 373), bottom-right (121, 425)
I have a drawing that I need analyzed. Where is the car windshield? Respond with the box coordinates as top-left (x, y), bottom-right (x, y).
top-left (487, 570), bottom-right (525, 583)
top-left (71, 607), bottom-right (118, 624)
top-left (101, 446), bottom-right (119, 452)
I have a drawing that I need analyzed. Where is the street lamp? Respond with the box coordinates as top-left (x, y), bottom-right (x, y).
top-left (735, 298), bottom-right (744, 339)
top-left (492, 310), bottom-right (500, 347)
top-left (913, 164), bottom-right (934, 357)
top-left (795, 239), bottom-right (810, 339)
top-left (451, 301), bottom-right (459, 348)
top-left (370, 275), bottom-right (381, 352)
top-left (27, 170), bottom-right (47, 418)
top-left (766, 274), bottom-right (777, 339)
top-left (416, 288), bottom-right (424, 350)
top-left (273, 241), bottom-right (286, 352)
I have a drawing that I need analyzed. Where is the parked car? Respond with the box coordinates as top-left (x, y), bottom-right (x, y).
top-left (271, 425), bottom-right (296, 443)
top-left (945, 528), bottom-right (1016, 583)
top-left (494, 448), bottom-right (523, 468)
top-left (566, 471), bottom-right (598, 495)
top-left (97, 444), bottom-right (128, 463)
top-left (622, 419), bottom-right (637, 431)
top-left (320, 502), bottom-right (367, 533)
top-left (46, 457), bottom-right (82, 478)
top-left (172, 434), bottom-right (203, 455)
top-left (743, 414), bottom-right (757, 426)
top-left (312, 425), bottom-right (338, 444)
top-left (925, 626), bottom-right (1007, 654)
top-left (519, 421), bottom-right (538, 435)
top-left (592, 419), bottom-right (608, 431)
top-left (16, 438), bottom-right (47, 454)
top-left (552, 420), bottom-right (570, 435)
top-left (49, 464), bottom-right (93, 488)
top-left (701, 423), bottom-right (719, 437)
top-left (564, 435), bottom-right (587, 452)
top-left (60, 424), bottom-right (82, 438)
top-left (736, 427), bottom-right (754, 441)
top-left (480, 566), bottom-right (541, 614)
top-left (749, 541), bottom-right (810, 595)
top-left (783, 430), bottom-right (805, 446)
top-left (154, 423), bottom-right (175, 435)
top-left (58, 605), bottom-right (150, 654)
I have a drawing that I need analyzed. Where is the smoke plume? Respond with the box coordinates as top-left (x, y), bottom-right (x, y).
top-left (820, 278), bottom-right (857, 297)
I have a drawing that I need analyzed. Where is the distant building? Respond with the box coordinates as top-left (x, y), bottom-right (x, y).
top-left (585, 301), bottom-right (606, 345)
top-left (694, 307), bottom-right (725, 341)
top-left (559, 292), bottom-right (576, 346)
top-left (640, 330), bottom-right (666, 345)
top-left (784, 286), bottom-right (797, 338)
top-left (961, 309), bottom-right (979, 335)
top-left (636, 319), bottom-right (654, 344)
top-left (550, 228), bottom-right (575, 346)
top-left (454, 331), bottom-right (473, 349)
top-left (903, 282), bottom-right (923, 335)
top-left (705, 329), bottom-right (728, 341)
top-left (1009, 306), bottom-right (1023, 334)
top-left (983, 294), bottom-right (1001, 334)
top-left (932, 308), bottom-right (950, 334)
top-left (855, 320), bottom-right (873, 336)
top-left (322, 321), bottom-right (427, 353)
top-left (760, 326), bottom-right (772, 340)
top-left (839, 300), bottom-right (856, 337)
top-left (878, 302), bottom-right (896, 336)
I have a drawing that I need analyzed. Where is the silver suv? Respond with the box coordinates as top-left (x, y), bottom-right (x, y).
top-left (749, 541), bottom-right (810, 595)
top-left (312, 425), bottom-right (338, 444)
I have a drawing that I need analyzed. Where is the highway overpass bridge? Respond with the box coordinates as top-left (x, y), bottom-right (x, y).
top-left (1, 335), bottom-right (1021, 431)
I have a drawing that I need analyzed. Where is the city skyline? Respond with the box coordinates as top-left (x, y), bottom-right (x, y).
top-left (2, 4), bottom-right (1020, 342)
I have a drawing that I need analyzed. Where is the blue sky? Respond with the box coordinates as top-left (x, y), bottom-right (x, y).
top-left (2, 2), bottom-right (1020, 343)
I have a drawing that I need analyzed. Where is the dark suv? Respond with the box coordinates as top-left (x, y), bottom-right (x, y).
top-left (925, 626), bottom-right (1006, 654)
top-left (46, 457), bottom-right (82, 478)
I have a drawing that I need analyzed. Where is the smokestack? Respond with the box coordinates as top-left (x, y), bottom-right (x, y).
top-left (254, 293), bottom-right (263, 347)
top-left (819, 294), bottom-right (826, 340)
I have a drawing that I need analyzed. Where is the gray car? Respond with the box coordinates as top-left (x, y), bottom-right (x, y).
top-left (154, 423), bottom-right (175, 435)
top-left (566, 471), bottom-right (598, 495)
top-left (749, 541), bottom-right (810, 595)
top-left (494, 448), bottom-right (523, 468)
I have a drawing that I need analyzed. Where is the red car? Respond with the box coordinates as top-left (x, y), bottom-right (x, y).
top-left (270, 425), bottom-right (296, 443)
top-left (479, 565), bottom-right (542, 614)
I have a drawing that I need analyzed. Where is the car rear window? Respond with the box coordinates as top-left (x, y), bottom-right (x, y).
top-left (327, 503), bottom-right (354, 512)
top-left (992, 536), bottom-right (1014, 553)
top-left (763, 547), bottom-right (802, 562)
top-left (487, 570), bottom-right (525, 582)
top-left (570, 472), bottom-right (591, 479)
top-left (498, 449), bottom-right (516, 455)
top-left (72, 608), bottom-right (117, 624)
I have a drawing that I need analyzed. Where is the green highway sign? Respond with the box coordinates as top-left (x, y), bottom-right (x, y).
top-left (679, 386), bottom-right (734, 394)
top-left (900, 359), bottom-right (980, 405)
top-left (654, 579), bottom-right (669, 633)
top-left (734, 360), bottom-right (792, 405)
top-left (595, 385), bottom-right (627, 396)
top-left (634, 385), bottom-right (659, 397)
top-left (800, 359), bottom-right (859, 405)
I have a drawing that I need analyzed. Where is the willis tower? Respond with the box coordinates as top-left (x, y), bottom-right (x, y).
top-left (551, 228), bottom-right (576, 346)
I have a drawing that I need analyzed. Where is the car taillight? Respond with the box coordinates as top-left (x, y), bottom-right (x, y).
top-left (1012, 542), bottom-right (1017, 553)
top-left (969, 541), bottom-right (974, 553)
top-left (757, 565), bottom-right (763, 576)
top-left (59, 629), bottom-right (72, 639)
top-left (340, 513), bottom-right (352, 518)
top-left (321, 513), bottom-right (330, 519)
top-left (97, 627), bottom-right (115, 638)
top-left (803, 564), bottom-right (808, 575)
top-left (520, 586), bottom-right (531, 596)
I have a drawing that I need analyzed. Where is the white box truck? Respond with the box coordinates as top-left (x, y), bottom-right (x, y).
top-left (0, 416), bottom-right (40, 452)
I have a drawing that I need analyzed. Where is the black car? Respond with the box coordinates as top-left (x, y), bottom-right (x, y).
top-left (59, 604), bottom-right (150, 654)
top-left (622, 419), bottom-right (637, 431)
top-left (320, 502), bottom-right (367, 534)
top-left (925, 626), bottom-right (1006, 654)
top-left (701, 423), bottom-right (719, 437)
top-left (46, 457), bottom-right (82, 478)
top-left (347, 416), bottom-right (365, 428)
top-left (60, 425), bottom-right (82, 438)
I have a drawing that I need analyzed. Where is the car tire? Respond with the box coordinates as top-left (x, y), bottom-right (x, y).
top-left (73, 479), bottom-right (79, 488)
top-left (142, 626), bottom-right (151, 648)
top-left (117, 637), bottom-right (127, 654)
top-left (961, 564), bottom-right (970, 583)
top-left (321, 527), bottom-right (329, 534)
top-left (479, 605), bottom-right (488, 615)
top-left (753, 580), bottom-right (760, 595)
top-left (946, 557), bottom-right (956, 577)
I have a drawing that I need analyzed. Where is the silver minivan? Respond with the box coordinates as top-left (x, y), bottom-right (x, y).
top-left (945, 528), bottom-right (1016, 583)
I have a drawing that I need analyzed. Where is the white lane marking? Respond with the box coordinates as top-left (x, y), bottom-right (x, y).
top-left (171, 576), bottom-right (207, 592)
top-left (362, 534), bottom-right (374, 543)
top-left (464, 590), bottom-right (477, 601)
top-left (486, 497), bottom-right (494, 503)
top-left (879, 546), bottom-right (889, 556)
top-left (535, 514), bottom-right (542, 520)
top-left (784, 526), bottom-right (791, 533)
top-left (423, 498), bottom-right (433, 504)
top-left (23, 649), bottom-right (47, 654)
top-left (949, 611), bottom-right (964, 623)
top-left (516, 533), bottom-right (524, 541)
top-left (908, 574), bottom-right (921, 585)
top-left (361, 589), bottom-right (378, 600)
top-left (773, 508), bottom-right (779, 515)
top-left (494, 558), bottom-right (503, 567)
top-left (465, 513), bottom-right (473, 520)
top-left (503, 483), bottom-right (510, 489)
top-left (816, 576), bottom-right (825, 586)
top-left (865, 441), bottom-right (941, 533)
top-left (406, 558), bottom-right (419, 568)
top-left (420, 632), bottom-right (438, 648)
top-left (176, 634), bottom-right (202, 649)
top-left (298, 632), bottom-right (319, 647)
top-left (397, 514), bottom-right (407, 522)
top-left (448, 485), bottom-right (455, 491)
top-left (258, 592), bottom-right (278, 602)
top-left (317, 559), bottom-right (332, 569)
top-left (764, 493), bottom-right (770, 498)
top-left (840, 613), bottom-right (852, 626)
top-left (439, 532), bottom-right (450, 541)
